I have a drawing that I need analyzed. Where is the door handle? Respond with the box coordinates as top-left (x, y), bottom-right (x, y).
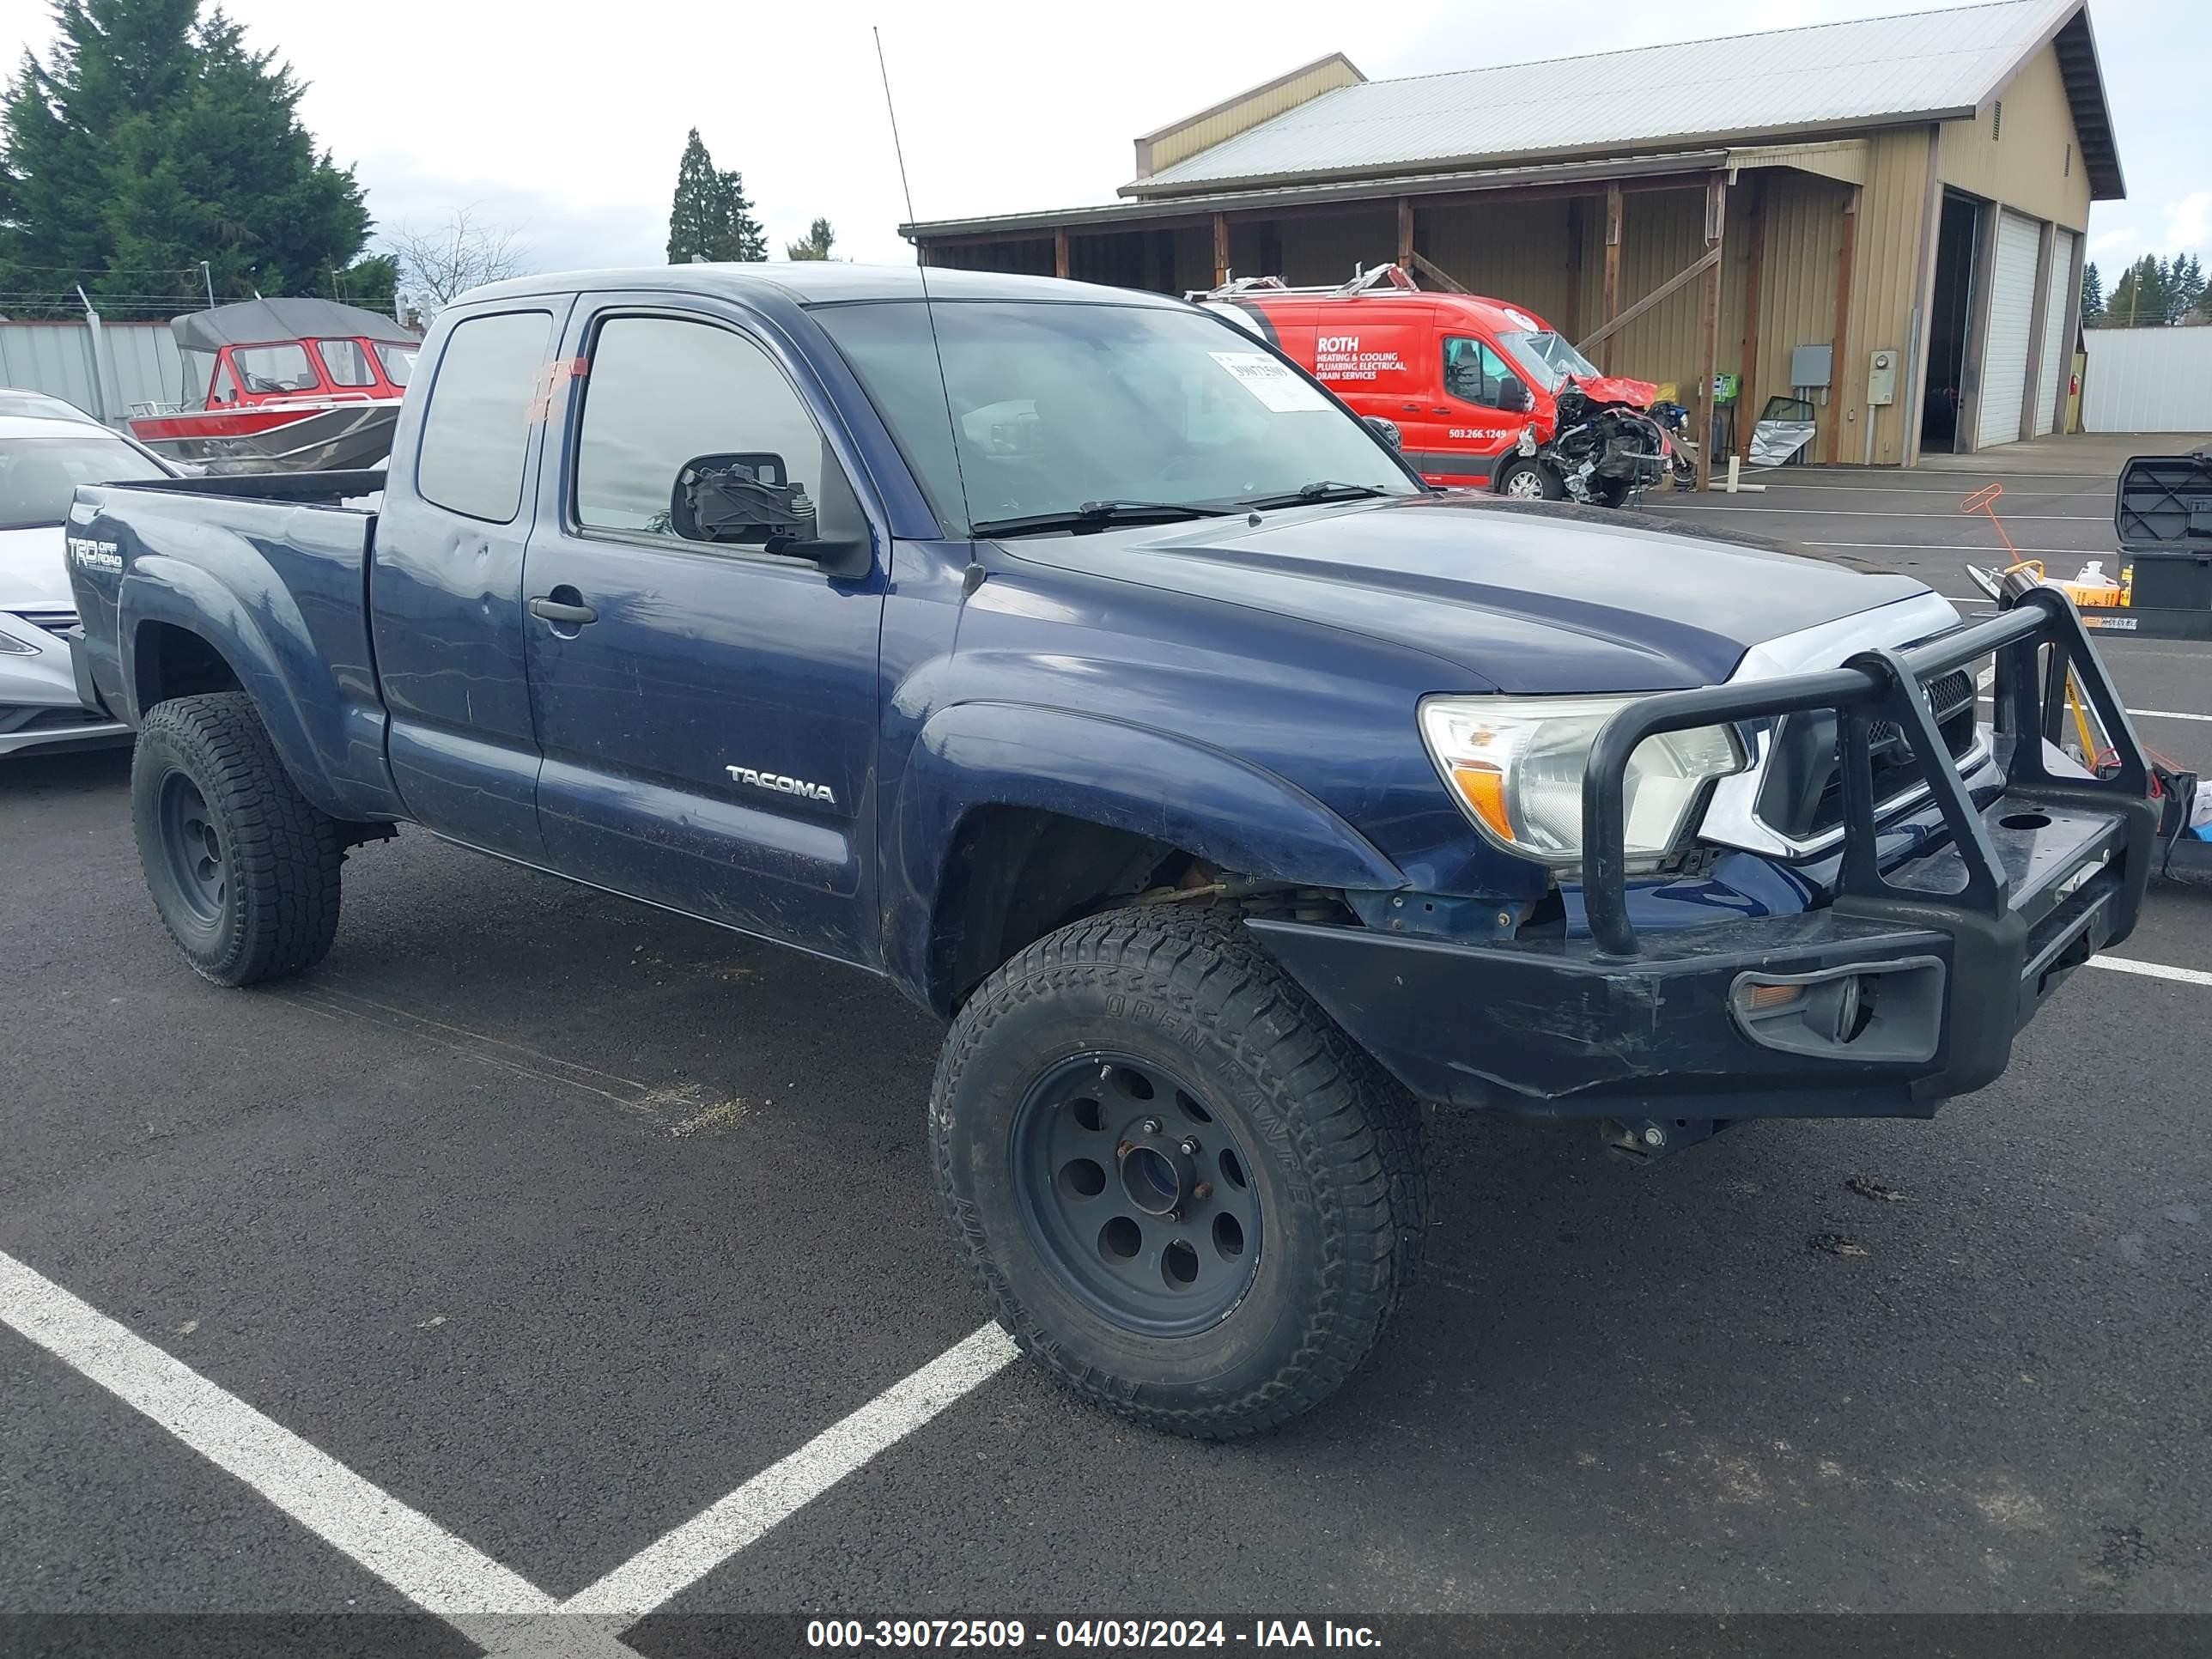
top-left (529, 593), bottom-right (598, 627)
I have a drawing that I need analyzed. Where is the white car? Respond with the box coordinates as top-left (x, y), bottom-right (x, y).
top-left (1, 406), bottom-right (176, 757)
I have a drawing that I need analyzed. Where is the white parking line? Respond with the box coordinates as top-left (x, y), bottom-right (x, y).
top-left (1970, 696), bottom-right (2212, 722)
top-left (1644, 503), bottom-right (2106, 520)
top-left (0, 1249), bottom-right (642, 1657)
top-left (2091, 957), bottom-right (2212, 990)
top-left (1747, 484), bottom-right (2106, 499)
top-left (560, 1322), bottom-right (1019, 1619)
top-left (1, 1243), bottom-right (1018, 1645)
top-left (1809, 542), bottom-right (2116, 555)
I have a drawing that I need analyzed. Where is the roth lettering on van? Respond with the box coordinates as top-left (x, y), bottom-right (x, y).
top-left (1317, 335), bottom-right (1358, 353)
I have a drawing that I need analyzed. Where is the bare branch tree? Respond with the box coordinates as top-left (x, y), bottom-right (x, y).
top-left (384, 207), bottom-right (531, 318)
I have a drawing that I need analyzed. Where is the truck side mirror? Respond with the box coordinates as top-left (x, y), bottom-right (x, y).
top-left (1498, 375), bottom-right (1534, 414)
top-left (670, 449), bottom-right (872, 580)
top-left (1362, 415), bottom-right (1402, 449)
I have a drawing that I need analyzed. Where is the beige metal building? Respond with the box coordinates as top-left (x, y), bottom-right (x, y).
top-left (904, 0), bottom-right (2123, 475)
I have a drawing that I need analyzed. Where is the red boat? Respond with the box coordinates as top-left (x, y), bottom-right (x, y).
top-left (128, 298), bottom-right (421, 473)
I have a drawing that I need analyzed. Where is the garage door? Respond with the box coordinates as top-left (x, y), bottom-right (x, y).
top-left (2033, 228), bottom-right (2075, 436)
top-left (1977, 210), bottom-right (2041, 448)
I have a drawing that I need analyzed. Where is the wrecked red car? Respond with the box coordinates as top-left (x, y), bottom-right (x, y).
top-left (1199, 265), bottom-right (1667, 506)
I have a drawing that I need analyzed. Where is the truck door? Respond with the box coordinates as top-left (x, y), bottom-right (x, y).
top-left (370, 302), bottom-right (569, 858)
top-left (1432, 334), bottom-right (1528, 486)
top-left (520, 298), bottom-right (884, 963)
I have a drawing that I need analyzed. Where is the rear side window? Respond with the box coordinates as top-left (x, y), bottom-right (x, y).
top-left (416, 311), bottom-right (553, 524)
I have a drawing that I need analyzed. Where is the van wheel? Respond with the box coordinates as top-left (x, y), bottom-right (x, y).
top-left (1497, 459), bottom-right (1562, 501)
top-left (131, 692), bottom-right (345, 987)
top-left (933, 906), bottom-right (1425, 1439)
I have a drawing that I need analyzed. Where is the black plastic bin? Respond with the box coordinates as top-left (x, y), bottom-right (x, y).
top-left (2115, 450), bottom-right (2212, 637)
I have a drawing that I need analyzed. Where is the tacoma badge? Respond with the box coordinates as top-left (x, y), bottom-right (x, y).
top-left (726, 765), bottom-right (836, 805)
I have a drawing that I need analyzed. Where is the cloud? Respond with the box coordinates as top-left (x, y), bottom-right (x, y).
top-left (2089, 228), bottom-right (2134, 253)
top-left (2165, 191), bottom-right (2211, 252)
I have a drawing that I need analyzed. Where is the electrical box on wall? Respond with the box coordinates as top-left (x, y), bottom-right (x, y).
top-left (1790, 344), bottom-right (1832, 388)
top-left (1867, 349), bottom-right (1898, 407)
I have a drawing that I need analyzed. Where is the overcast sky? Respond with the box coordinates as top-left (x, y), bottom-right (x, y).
top-left (2, 0), bottom-right (2201, 281)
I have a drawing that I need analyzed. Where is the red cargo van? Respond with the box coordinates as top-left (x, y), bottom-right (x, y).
top-left (1199, 266), bottom-right (1666, 506)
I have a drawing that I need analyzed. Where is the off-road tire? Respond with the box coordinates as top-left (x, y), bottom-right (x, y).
top-left (932, 905), bottom-right (1425, 1438)
top-left (131, 691), bottom-right (345, 987)
top-left (1496, 457), bottom-right (1564, 501)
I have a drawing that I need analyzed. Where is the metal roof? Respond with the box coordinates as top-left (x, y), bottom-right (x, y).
top-left (904, 151), bottom-right (1729, 242)
top-left (1129, 0), bottom-right (2121, 201)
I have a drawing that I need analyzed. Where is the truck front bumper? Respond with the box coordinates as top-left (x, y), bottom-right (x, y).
top-left (1254, 588), bottom-right (2160, 1122)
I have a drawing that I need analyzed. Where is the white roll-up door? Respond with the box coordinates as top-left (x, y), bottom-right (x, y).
top-left (1977, 210), bottom-right (2041, 448)
top-left (2033, 229), bottom-right (2075, 436)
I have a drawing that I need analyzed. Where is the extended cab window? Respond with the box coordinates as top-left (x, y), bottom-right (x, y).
top-left (416, 310), bottom-right (553, 524)
top-left (573, 315), bottom-right (825, 549)
top-left (1442, 337), bottom-right (1520, 409)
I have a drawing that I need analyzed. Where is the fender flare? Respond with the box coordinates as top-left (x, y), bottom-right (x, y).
top-left (120, 556), bottom-right (351, 817)
top-left (884, 701), bottom-right (1407, 1000)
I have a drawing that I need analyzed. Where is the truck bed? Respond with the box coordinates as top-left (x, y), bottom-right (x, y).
top-left (66, 469), bottom-right (405, 823)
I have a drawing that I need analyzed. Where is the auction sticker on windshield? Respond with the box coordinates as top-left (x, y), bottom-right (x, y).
top-left (1209, 351), bottom-right (1334, 412)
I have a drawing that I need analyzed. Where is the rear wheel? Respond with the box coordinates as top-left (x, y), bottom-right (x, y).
top-left (933, 906), bottom-right (1425, 1438)
top-left (1496, 458), bottom-right (1562, 501)
top-left (131, 691), bottom-right (346, 986)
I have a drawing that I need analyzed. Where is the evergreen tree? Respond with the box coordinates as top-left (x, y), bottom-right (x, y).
top-left (2080, 261), bottom-right (2104, 325)
top-left (665, 128), bottom-right (763, 264)
top-left (0, 0), bottom-right (370, 313)
top-left (2171, 252), bottom-right (2206, 325)
top-left (333, 252), bottom-right (398, 314)
top-left (2106, 254), bottom-right (2169, 327)
top-left (785, 217), bottom-right (835, 260)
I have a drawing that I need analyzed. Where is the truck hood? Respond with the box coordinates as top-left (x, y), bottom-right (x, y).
top-left (1565, 373), bottom-right (1656, 408)
top-left (0, 526), bottom-right (71, 614)
top-left (997, 495), bottom-right (1936, 693)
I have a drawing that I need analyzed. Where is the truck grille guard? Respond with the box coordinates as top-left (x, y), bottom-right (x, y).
top-left (1580, 586), bottom-right (2151, 959)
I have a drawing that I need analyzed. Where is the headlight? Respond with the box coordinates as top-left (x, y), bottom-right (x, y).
top-left (1419, 694), bottom-right (1744, 869)
top-left (0, 617), bottom-right (40, 656)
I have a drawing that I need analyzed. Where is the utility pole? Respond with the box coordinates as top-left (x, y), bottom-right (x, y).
top-left (200, 260), bottom-right (216, 307)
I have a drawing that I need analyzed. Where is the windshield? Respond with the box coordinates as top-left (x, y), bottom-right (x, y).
top-left (376, 342), bottom-right (419, 387)
top-left (813, 300), bottom-right (1418, 534)
top-left (0, 434), bottom-right (168, 530)
top-left (1496, 329), bottom-right (1602, 392)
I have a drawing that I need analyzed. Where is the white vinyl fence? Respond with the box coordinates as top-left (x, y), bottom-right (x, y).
top-left (2081, 327), bottom-right (2212, 433)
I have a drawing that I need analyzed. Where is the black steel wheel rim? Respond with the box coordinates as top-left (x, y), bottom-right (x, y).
top-left (1010, 1051), bottom-right (1262, 1338)
top-left (158, 770), bottom-right (227, 926)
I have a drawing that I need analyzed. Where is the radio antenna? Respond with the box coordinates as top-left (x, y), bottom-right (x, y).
top-left (873, 27), bottom-right (975, 546)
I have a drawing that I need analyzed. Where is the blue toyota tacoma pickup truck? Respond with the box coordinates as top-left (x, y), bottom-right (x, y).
top-left (64, 264), bottom-right (2157, 1437)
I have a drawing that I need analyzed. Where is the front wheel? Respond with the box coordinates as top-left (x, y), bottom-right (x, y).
top-left (131, 691), bottom-right (346, 986)
top-left (1495, 458), bottom-right (1563, 501)
top-left (932, 907), bottom-right (1425, 1438)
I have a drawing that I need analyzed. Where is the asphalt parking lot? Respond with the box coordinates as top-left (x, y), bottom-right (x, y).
top-left (5, 441), bottom-right (2211, 1656)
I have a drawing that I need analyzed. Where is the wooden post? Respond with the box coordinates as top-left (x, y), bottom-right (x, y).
top-left (1823, 185), bottom-right (1861, 465)
top-left (1564, 198), bottom-right (1585, 337)
top-left (1600, 181), bottom-right (1623, 374)
top-left (1695, 174), bottom-right (1726, 493)
top-left (1735, 178), bottom-right (1765, 459)
top-left (1053, 229), bottom-right (1070, 280)
top-left (1212, 214), bottom-right (1230, 288)
top-left (1397, 198), bottom-right (1414, 272)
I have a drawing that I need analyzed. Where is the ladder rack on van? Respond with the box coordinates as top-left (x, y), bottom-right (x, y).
top-left (1185, 264), bottom-right (1422, 304)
